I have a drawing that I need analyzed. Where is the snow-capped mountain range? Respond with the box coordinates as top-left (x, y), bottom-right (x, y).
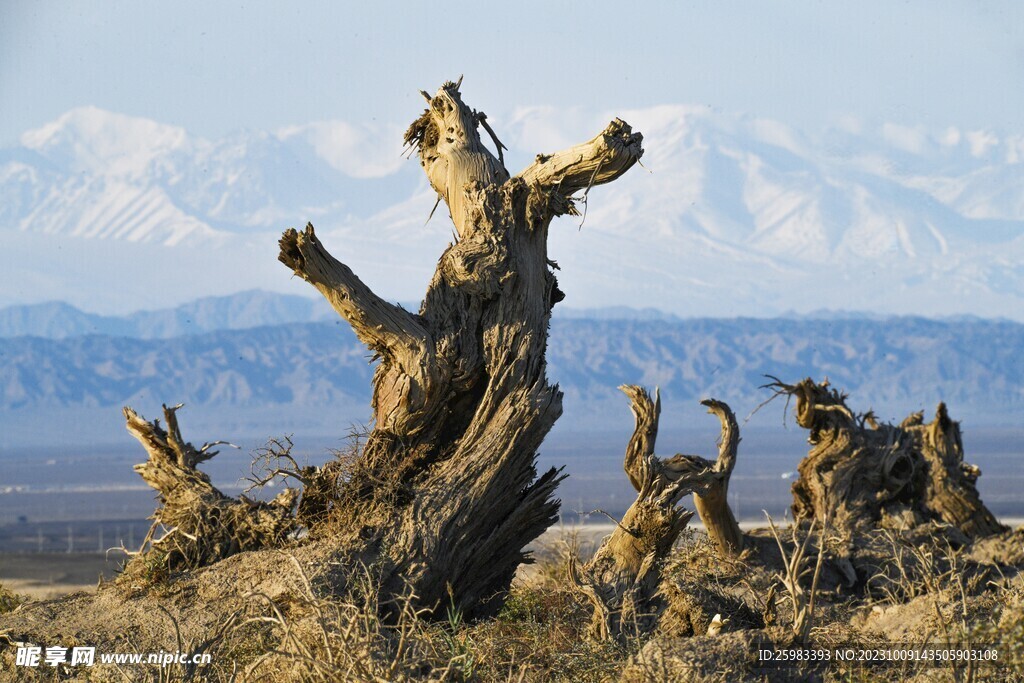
top-left (2, 104), bottom-right (1022, 319)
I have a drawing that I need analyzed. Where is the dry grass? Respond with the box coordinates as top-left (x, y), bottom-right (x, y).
top-left (764, 513), bottom-right (828, 642)
top-left (157, 548), bottom-right (628, 683)
top-left (4, 521), bottom-right (1022, 682)
top-left (205, 522), bottom-right (1016, 683)
top-left (0, 581), bottom-right (22, 614)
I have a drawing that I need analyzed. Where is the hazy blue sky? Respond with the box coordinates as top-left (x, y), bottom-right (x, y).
top-left (3, 1), bottom-right (1023, 144)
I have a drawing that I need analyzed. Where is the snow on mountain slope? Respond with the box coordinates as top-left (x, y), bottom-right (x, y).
top-left (3, 107), bottom-right (420, 243)
top-left (507, 105), bottom-right (1024, 318)
top-left (545, 105), bottom-right (1019, 261)
top-left (1, 105), bottom-right (1022, 318)
top-left (15, 175), bottom-right (222, 246)
top-left (20, 107), bottom-right (191, 178)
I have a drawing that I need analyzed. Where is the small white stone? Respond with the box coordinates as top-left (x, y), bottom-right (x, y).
top-left (706, 613), bottom-right (725, 636)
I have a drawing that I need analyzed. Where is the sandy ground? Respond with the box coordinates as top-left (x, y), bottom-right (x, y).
top-left (0, 529), bottom-right (617, 602)
top-left (5, 518), bottom-right (1021, 601)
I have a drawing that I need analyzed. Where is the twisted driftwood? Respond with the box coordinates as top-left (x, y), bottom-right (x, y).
top-left (570, 386), bottom-right (743, 640)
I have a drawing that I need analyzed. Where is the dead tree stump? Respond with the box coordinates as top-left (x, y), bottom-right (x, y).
top-left (570, 386), bottom-right (743, 640)
top-left (125, 405), bottom-right (298, 570)
top-left (772, 378), bottom-right (1005, 544)
top-left (0, 80), bottom-right (648, 653)
top-left (277, 79), bottom-right (644, 618)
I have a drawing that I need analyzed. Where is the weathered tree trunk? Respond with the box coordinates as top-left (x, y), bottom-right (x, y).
top-left (278, 79), bottom-right (644, 617)
top-left (570, 386), bottom-right (743, 640)
top-left (125, 404), bottom-right (298, 570)
top-left (775, 378), bottom-right (1005, 545)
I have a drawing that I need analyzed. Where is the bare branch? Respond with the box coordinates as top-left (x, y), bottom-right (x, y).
top-left (701, 398), bottom-right (740, 475)
top-left (517, 118), bottom-right (644, 196)
top-left (278, 223), bottom-right (431, 357)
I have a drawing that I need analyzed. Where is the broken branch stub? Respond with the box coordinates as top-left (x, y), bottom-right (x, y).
top-left (126, 405), bottom-right (298, 570)
top-left (278, 80), bottom-right (643, 618)
top-left (917, 402), bottom-right (1005, 538)
top-left (518, 118), bottom-right (644, 196)
top-left (690, 399), bottom-right (744, 556)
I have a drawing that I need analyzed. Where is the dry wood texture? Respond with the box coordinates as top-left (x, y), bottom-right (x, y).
top-left (125, 405), bottom-right (297, 569)
top-left (775, 378), bottom-right (1005, 546)
top-left (278, 79), bottom-right (644, 617)
top-left (570, 386), bottom-right (743, 640)
top-left (690, 399), bottom-right (744, 556)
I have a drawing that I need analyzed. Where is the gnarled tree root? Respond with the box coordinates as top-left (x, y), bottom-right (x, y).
top-left (125, 404), bottom-right (298, 571)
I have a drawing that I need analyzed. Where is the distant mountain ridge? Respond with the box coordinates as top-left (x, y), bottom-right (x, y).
top-left (3, 292), bottom-right (967, 340)
top-left (0, 292), bottom-right (697, 339)
top-left (1, 298), bottom-right (1021, 438)
top-left (0, 291), bottom-right (335, 339)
